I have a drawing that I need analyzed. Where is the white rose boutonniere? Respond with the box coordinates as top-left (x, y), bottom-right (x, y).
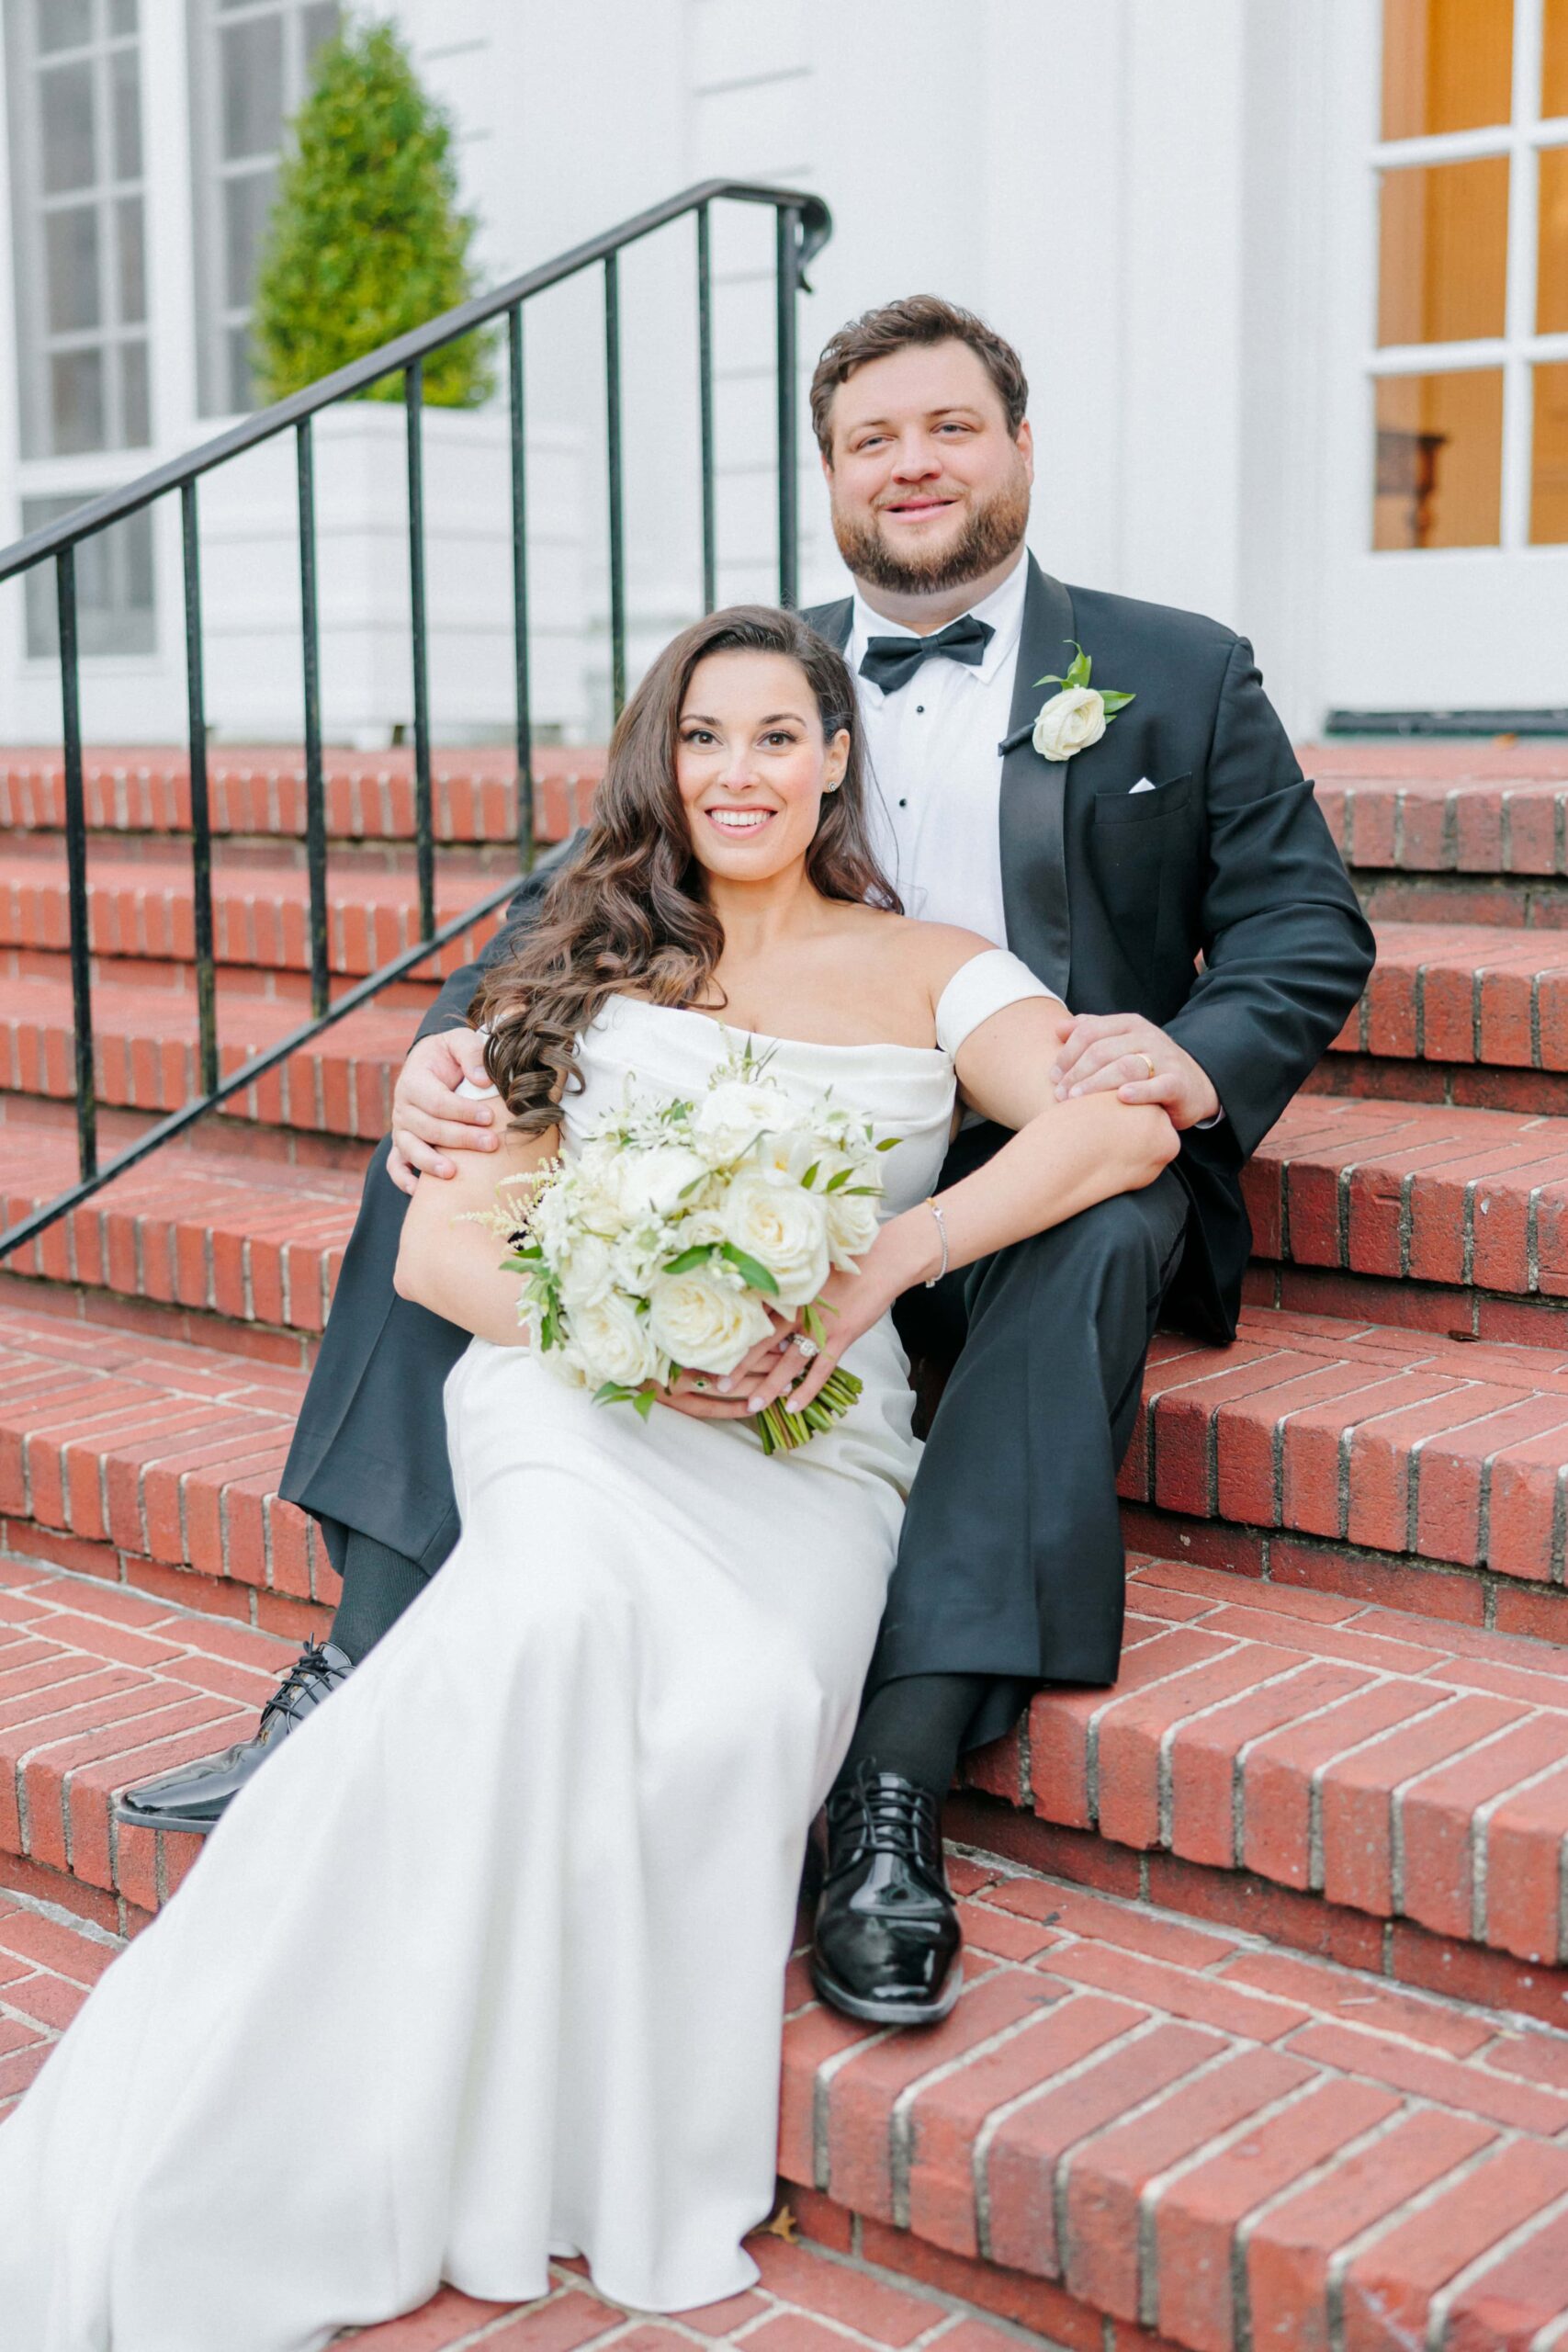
top-left (1031, 641), bottom-right (1135, 764)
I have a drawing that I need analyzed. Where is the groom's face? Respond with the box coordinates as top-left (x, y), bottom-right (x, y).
top-left (822, 340), bottom-right (1033, 597)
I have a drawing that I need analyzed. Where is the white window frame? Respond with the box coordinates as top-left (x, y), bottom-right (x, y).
top-left (1369, 0), bottom-right (1568, 548)
top-left (4, 0), bottom-right (151, 459)
top-left (186, 0), bottom-right (339, 418)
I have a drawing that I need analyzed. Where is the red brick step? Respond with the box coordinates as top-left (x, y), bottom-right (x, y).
top-left (13, 1838), bottom-right (1568, 2351)
top-left (1312, 740), bottom-right (1568, 932)
top-left (1325, 922), bottom-right (1568, 1114)
top-left (0, 744), bottom-right (601, 847)
top-left (1244, 1092), bottom-right (1568, 1349)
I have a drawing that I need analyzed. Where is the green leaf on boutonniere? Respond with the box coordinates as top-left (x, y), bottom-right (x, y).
top-left (1099, 691), bottom-right (1136, 713)
top-left (1063, 643), bottom-right (1093, 690)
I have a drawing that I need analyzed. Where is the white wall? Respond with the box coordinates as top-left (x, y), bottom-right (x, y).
top-left (0, 0), bottom-right (1334, 743)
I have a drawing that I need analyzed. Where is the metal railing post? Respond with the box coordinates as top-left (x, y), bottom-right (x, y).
top-left (775, 203), bottom-right (802, 609)
top-left (296, 418), bottom-right (331, 1021)
top-left (508, 305), bottom-right (535, 874)
top-left (604, 252), bottom-right (626, 719)
top-left (181, 480), bottom-right (220, 1097)
top-left (406, 358), bottom-right (435, 939)
top-left (697, 202), bottom-right (716, 615)
top-left (55, 548), bottom-right (96, 1182)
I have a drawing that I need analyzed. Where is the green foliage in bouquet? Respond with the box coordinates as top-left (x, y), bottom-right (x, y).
top-left (251, 17), bottom-right (494, 408)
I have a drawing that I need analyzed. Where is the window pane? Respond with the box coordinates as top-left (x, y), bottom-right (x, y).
top-left (107, 0), bottom-right (138, 31)
top-left (116, 192), bottom-right (144, 322)
top-left (1382, 0), bottom-right (1514, 139)
top-left (303, 3), bottom-right (338, 61)
top-left (225, 322), bottom-right (254, 412)
top-left (120, 334), bottom-right (150, 444)
top-left (49, 346), bottom-right (107, 453)
top-left (1531, 364), bottom-right (1568, 541)
top-left (21, 495), bottom-right (155, 659)
top-left (1373, 368), bottom-right (1504, 548)
top-left (37, 0), bottom-right (96, 55)
top-left (1378, 157), bottom-right (1509, 344)
top-left (109, 40), bottom-right (141, 178)
top-left (223, 164), bottom-right (276, 307)
top-left (220, 14), bottom-right (284, 161)
top-left (39, 60), bottom-right (96, 194)
top-left (1541, 147), bottom-right (1568, 332)
top-left (44, 202), bottom-right (101, 330)
top-left (1545, 0), bottom-right (1568, 116)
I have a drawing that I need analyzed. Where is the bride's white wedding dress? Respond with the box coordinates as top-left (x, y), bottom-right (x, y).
top-left (0, 948), bottom-right (1050, 2352)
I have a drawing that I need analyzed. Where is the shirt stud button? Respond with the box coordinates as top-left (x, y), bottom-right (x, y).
top-left (897, 797), bottom-right (908, 808)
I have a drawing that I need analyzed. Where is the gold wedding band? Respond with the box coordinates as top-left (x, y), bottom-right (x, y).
top-left (1138, 1054), bottom-right (1156, 1081)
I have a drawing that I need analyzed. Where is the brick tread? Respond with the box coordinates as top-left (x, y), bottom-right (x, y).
top-left (0, 746), bottom-right (602, 846)
top-left (14, 1848), bottom-right (1568, 2351)
top-left (0, 1102), bottom-right (360, 1329)
top-left (0, 849), bottom-right (513, 983)
top-left (1337, 922), bottom-right (1568, 1075)
top-left (1246, 1091), bottom-right (1568, 1343)
top-left (1124, 1303), bottom-right (1568, 1591)
top-left (1308, 743), bottom-right (1568, 884)
top-left (974, 1551), bottom-right (1568, 1969)
top-left (0, 967), bottom-right (421, 1137)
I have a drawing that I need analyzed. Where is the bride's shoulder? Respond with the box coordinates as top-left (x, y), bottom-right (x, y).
top-left (896, 921), bottom-right (1006, 1013)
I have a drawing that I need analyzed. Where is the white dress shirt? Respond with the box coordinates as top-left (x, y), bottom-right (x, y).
top-left (847, 550), bottom-right (1029, 945)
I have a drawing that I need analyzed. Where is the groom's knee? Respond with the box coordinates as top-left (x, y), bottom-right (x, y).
top-left (981, 1179), bottom-right (1181, 1310)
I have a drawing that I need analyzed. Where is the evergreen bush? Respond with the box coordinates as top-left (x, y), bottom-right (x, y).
top-left (251, 17), bottom-right (494, 408)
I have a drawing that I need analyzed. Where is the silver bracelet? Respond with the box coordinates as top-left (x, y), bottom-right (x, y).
top-left (923, 1196), bottom-right (950, 1288)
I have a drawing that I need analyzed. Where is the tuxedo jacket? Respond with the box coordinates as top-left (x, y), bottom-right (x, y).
top-left (412, 557), bottom-right (1375, 1342)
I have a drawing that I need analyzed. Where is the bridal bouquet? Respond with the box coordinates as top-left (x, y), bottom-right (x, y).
top-left (480, 1044), bottom-right (896, 1453)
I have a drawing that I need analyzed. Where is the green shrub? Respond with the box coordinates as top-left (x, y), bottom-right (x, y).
top-left (251, 17), bottom-right (494, 408)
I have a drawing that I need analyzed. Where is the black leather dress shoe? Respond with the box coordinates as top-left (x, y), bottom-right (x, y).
top-left (111, 1639), bottom-right (355, 1836)
top-left (811, 1765), bottom-right (963, 2026)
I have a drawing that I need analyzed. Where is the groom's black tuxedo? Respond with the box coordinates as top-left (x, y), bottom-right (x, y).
top-left (810, 560), bottom-right (1375, 1341)
top-left (282, 559), bottom-right (1372, 1726)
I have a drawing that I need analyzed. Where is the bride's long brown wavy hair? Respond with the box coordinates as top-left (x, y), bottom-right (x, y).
top-left (473, 605), bottom-right (899, 1130)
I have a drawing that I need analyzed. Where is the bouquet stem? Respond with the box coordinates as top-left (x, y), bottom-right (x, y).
top-left (754, 1367), bottom-right (863, 1455)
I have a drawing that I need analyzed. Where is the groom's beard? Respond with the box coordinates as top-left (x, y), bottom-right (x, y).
top-left (829, 465), bottom-right (1032, 598)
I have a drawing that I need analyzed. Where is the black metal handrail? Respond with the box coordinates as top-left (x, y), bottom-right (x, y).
top-left (0, 178), bottom-right (832, 1261)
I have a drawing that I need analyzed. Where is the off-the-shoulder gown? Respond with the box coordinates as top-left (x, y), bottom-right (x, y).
top-left (0, 947), bottom-right (1052, 2351)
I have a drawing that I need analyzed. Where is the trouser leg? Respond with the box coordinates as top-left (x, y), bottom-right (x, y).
top-left (866, 1166), bottom-right (1190, 1755)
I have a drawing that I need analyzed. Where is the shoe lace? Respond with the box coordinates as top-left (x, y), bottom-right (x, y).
top-left (259, 1640), bottom-right (346, 1733)
top-left (832, 1767), bottom-right (940, 1860)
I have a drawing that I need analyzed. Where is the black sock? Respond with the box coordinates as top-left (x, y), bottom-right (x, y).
top-left (831, 1672), bottom-right (996, 1802)
top-left (328, 1531), bottom-right (430, 1666)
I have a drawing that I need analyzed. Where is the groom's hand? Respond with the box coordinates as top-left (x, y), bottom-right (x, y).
top-left (388, 1029), bottom-right (501, 1193)
top-left (1051, 1012), bottom-right (1220, 1130)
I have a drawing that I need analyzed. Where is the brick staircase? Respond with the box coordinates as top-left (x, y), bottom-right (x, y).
top-left (7, 738), bottom-right (1568, 2348)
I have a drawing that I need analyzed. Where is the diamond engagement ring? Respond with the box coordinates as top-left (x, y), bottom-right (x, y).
top-left (795, 1335), bottom-right (819, 1362)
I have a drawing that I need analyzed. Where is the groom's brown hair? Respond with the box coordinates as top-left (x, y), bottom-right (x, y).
top-left (809, 296), bottom-right (1029, 458)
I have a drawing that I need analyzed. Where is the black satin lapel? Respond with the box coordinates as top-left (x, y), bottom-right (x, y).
top-left (804, 596), bottom-right (853, 652)
top-left (998, 560), bottom-right (1077, 996)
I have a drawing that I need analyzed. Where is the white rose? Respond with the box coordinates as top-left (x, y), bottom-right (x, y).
top-left (609, 1143), bottom-right (711, 1221)
top-left (646, 1266), bottom-right (773, 1375)
top-left (695, 1080), bottom-right (807, 1165)
top-left (824, 1183), bottom-right (881, 1269)
top-left (555, 1228), bottom-right (615, 1308)
top-left (566, 1289), bottom-right (661, 1389)
top-left (721, 1170), bottom-right (830, 1308)
top-left (1032, 685), bottom-right (1106, 763)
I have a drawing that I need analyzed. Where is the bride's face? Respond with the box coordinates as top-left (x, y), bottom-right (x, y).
top-left (675, 650), bottom-right (850, 885)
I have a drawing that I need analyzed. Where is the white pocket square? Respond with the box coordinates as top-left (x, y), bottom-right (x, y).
top-left (1129, 776), bottom-right (1157, 795)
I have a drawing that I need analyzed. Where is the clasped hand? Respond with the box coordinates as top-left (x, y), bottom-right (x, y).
top-left (658, 1261), bottom-right (893, 1425)
top-left (1050, 1012), bottom-right (1219, 1130)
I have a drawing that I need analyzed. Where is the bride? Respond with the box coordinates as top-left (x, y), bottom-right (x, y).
top-left (0, 605), bottom-right (1175, 2349)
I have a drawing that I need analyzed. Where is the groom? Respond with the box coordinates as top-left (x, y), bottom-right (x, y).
top-left (118, 298), bottom-right (1373, 2026)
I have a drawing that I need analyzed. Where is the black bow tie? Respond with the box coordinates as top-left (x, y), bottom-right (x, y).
top-left (858, 613), bottom-right (995, 696)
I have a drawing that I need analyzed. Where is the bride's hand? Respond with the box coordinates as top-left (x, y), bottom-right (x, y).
top-left (654, 1312), bottom-right (807, 1421)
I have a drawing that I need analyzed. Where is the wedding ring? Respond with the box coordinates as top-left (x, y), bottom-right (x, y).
top-left (795, 1335), bottom-right (819, 1362)
top-left (1137, 1053), bottom-right (1157, 1081)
